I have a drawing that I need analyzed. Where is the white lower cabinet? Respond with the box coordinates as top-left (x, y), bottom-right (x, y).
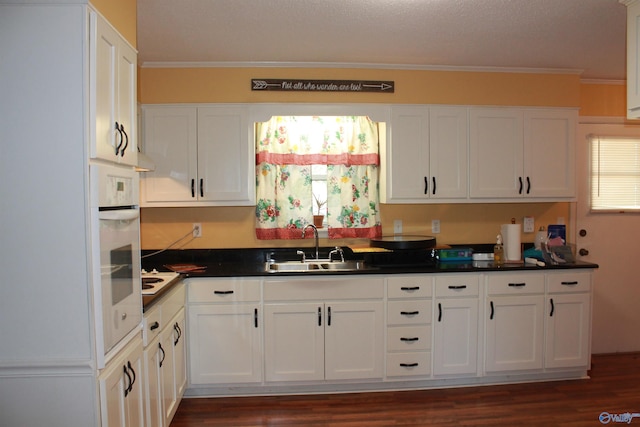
top-left (142, 282), bottom-right (186, 427)
top-left (99, 334), bottom-right (145, 427)
top-left (263, 277), bottom-right (384, 382)
top-left (432, 274), bottom-right (480, 376)
top-left (484, 273), bottom-right (545, 373)
top-left (544, 272), bottom-right (592, 369)
top-left (187, 279), bottom-right (263, 384)
top-left (183, 269), bottom-right (594, 395)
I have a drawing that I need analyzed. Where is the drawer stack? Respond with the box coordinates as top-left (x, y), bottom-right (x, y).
top-left (386, 276), bottom-right (433, 378)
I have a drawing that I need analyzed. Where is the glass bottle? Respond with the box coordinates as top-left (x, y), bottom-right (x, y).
top-left (494, 234), bottom-right (504, 265)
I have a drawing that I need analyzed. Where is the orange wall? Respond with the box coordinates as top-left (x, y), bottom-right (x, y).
top-left (138, 67), bottom-right (626, 250)
top-left (139, 67), bottom-right (580, 106)
top-left (579, 81), bottom-right (626, 117)
top-left (91, 0), bottom-right (136, 47)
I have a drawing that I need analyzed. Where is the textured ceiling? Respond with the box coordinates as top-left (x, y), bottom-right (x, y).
top-left (137, 0), bottom-right (627, 80)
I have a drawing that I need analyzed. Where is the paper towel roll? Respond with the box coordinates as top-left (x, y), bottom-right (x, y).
top-left (500, 224), bottom-right (522, 262)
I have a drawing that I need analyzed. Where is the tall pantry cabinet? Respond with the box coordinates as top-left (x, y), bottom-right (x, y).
top-left (0, 2), bottom-right (139, 426)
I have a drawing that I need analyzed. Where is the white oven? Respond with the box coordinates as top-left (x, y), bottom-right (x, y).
top-left (90, 162), bottom-right (142, 365)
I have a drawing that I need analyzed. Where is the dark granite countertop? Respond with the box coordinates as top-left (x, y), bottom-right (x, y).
top-left (141, 247), bottom-right (599, 279)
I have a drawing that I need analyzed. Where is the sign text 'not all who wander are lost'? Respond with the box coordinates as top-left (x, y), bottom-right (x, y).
top-left (251, 79), bottom-right (394, 93)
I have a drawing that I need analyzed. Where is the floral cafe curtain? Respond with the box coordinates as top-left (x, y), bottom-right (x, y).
top-left (255, 116), bottom-right (382, 239)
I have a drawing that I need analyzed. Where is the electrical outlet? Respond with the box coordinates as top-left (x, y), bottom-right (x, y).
top-left (393, 220), bottom-right (402, 234)
top-left (523, 216), bottom-right (535, 233)
top-left (431, 219), bottom-right (440, 234)
top-left (192, 223), bottom-right (202, 238)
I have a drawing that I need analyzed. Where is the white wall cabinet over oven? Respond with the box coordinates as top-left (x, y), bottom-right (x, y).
top-left (91, 13), bottom-right (137, 166)
top-left (188, 278), bottom-right (263, 385)
top-left (263, 277), bottom-right (384, 382)
top-left (383, 105), bottom-right (468, 202)
top-left (140, 104), bottom-right (254, 206)
top-left (469, 107), bottom-right (576, 200)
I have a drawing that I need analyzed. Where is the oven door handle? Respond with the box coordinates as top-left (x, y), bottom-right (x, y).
top-left (98, 209), bottom-right (139, 221)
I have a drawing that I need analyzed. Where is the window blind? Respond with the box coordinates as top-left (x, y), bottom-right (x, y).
top-left (590, 136), bottom-right (640, 212)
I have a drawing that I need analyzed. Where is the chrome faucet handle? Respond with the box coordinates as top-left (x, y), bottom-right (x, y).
top-left (266, 251), bottom-right (276, 263)
top-left (329, 246), bottom-right (345, 262)
top-left (296, 250), bottom-right (306, 263)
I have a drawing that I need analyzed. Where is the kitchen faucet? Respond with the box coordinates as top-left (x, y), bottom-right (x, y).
top-left (301, 224), bottom-right (319, 260)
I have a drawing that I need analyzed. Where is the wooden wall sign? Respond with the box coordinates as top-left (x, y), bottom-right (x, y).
top-left (251, 79), bottom-right (394, 93)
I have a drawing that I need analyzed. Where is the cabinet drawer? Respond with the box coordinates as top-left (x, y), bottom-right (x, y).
top-left (487, 273), bottom-right (545, 295)
top-left (434, 274), bottom-right (479, 297)
top-left (188, 278), bottom-right (261, 303)
top-left (386, 352), bottom-right (431, 377)
top-left (387, 300), bottom-right (432, 325)
top-left (387, 326), bottom-right (431, 351)
top-left (387, 276), bottom-right (433, 299)
top-left (163, 281), bottom-right (186, 320)
top-left (547, 272), bottom-right (591, 293)
top-left (142, 305), bottom-right (162, 347)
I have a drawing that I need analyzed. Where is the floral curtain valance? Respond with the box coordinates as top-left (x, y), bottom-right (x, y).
top-left (255, 116), bottom-right (382, 240)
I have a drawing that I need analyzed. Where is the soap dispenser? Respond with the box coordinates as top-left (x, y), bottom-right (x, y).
top-left (494, 234), bottom-right (504, 265)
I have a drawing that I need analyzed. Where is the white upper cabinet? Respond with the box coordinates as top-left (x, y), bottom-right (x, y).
top-left (469, 107), bottom-right (576, 200)
top-left (140, 104), bottom-right (255, 206)
top-left (91, 12), bottom-right (137, 166)
top-left (624, 0), bottom-right (640, 119)
top-left (384, 105), bottom-right (467, 202)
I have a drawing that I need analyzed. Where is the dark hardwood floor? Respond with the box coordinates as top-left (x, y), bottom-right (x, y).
top-left (170, 353), bottom-right (640, 426)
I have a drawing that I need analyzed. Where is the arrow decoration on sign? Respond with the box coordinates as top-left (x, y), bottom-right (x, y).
top-left (251, 79), bottom-right (394, 93)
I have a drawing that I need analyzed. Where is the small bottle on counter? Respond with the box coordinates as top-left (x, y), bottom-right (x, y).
top-left (494, 234), bottom-right (504, 265)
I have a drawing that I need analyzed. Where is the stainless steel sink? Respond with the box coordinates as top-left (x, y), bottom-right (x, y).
top-left (265, 260), bottom-right (367, 273)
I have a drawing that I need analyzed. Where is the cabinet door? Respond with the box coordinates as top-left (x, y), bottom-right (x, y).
top-left (386, 106), bottom-right (430, 201)
top-left (141, 106), bottom-right (198, 203)
top-left (94, 16), bottom-right (119, 163)
top-left (125, 346), bottom-right (145, 427)
top-left (189, 304), bottom-right (262, 384)
top-left (485, 295), bottom-right (544, 373)
top-left (324, 301), bottom-right (384, 380)
top-left (469, 108), bottom-right (524, 198)
top-left (197, 105), bottom-right (254, 205)
top-left (523, 109), bottom-right (576, 198)
top-left (172, 310), bottom-right (187, 403)
top-left (545, 293), bottom-right (591, 369)
top-left (429, 106), bottom-right (468, 199)
top-left (160, 324), bottom-right (177, 427)
top-left (160, 309), bottom-right (186, 427)
top-left (433, 298), bottom-right (478, 376)
top-left (100, 338), bottom-right (145, 427)
top-left (143, 337), bottom-right (163, 427)
top-left (115, 39), bottom-right (137, 167)
top-left (93, 14), bottom-right (137, 166)
top-left (264, 303), bottom-right (324, 382)
top-left (626, 0), bottom-right (640, 118)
